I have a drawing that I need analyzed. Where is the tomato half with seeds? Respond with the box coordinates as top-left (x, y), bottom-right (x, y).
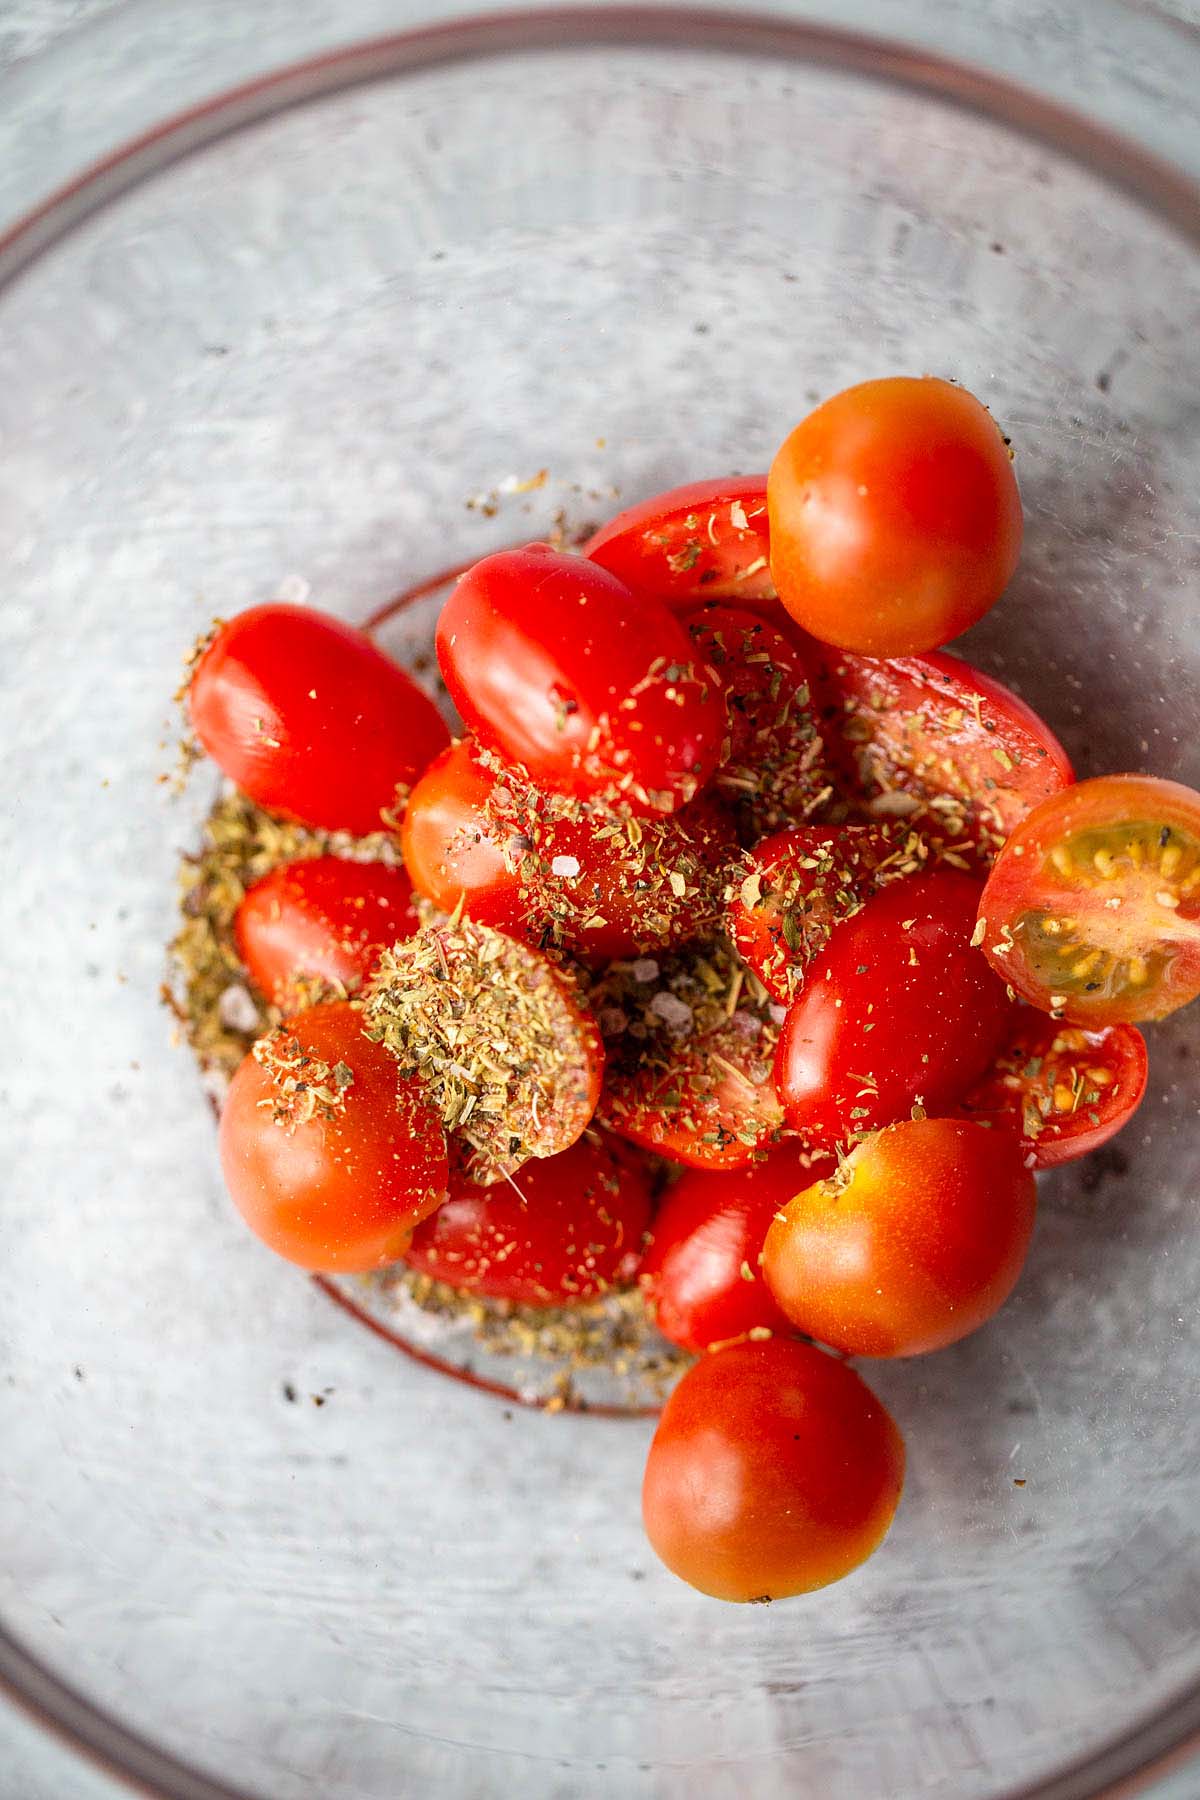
top-left (814, 647), bottom-right (1073, 867)
top-left (763, 1118), bottom-right (1036, 1357)
top-left (404, 1134), bottom-right (653, 1306)
top-left (584, 476), bottom-right (774, 607)
top-left (639, 1144), bottom-right (833, 1353)
top-left (642, 1338), bottom-right (905, 1601)
top-left (774, 870), bottom-right (1011, 1147)
top-left (978, 774), bottom-right (1200, 1025)
top-left (189, 604), bottom-right (450, 836)
top-left (235, 855), bottom-right (420, 1008)
top-left (684, 604), bottom-right (827, 838)
top-left (401, 738), bottom-right (734, 959)
top-left (728, 822), bottom-right (913, 1003)
top-left (219, 1002), bottom-right (448, 1272)
top-left (768, 375), bottom-right (1022, 656)
top-left (436, 546), bottom-right (724, 814)
top-left (958, 1012), bottom-right (1147, 1169)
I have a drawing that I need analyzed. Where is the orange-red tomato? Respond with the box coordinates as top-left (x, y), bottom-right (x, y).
top-left (400, 738), bottom-right (734, 959)
top-left (405, 1134), bottom-right (652, 1305)
top-left (642, 1338), bottom-right (905, 1601)
top-left (189, 604), bottom-right (449, 836)
top-left (584, 476), bottom-right (774, 607)
top-left (813, 646), bottom-right (1073, 868)
top-left (763, 1118), bottom-right (1036, 1357)
top-left (958, 1012), bottom-right (1147, 1170)
top-left (436, 546), bottom-right (725, 814)
top-left (639, 1144), bottom-right (833, 1353)
top-left (219, 1002), bottom-right (447, 1273)
top-left (234, 855), bottom-right (420, 1007)
top-left (727, 822), bottom-right (905, 1003)
top-left (978, 774), bottom-right (1200, 1025)
top-left (768, 376), bottom-right (1022, 656)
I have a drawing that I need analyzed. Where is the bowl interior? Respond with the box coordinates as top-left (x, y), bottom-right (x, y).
top-left (3, 30), bottom-right (1200, 1800)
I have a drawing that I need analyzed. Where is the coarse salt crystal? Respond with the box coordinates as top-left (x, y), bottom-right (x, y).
top-left (550, 855), bottom-right (581, 878)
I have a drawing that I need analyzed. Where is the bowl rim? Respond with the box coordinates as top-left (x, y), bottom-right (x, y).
top-left (3, 7), bottom-right (1200, 1799)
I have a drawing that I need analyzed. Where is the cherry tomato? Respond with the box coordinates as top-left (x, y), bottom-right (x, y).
top-left (234, 855), bottom-right (420, 1008)
top-left (684, 603), bottom-right (826, 837)
top-left (728, 822), bottom-right (912, 1003)
top-left (642, 1338), bottom-right (905, 1601)
top-left (436, 546), bottom-right (724, 814)
top-left (774, 870), bottom-right (1011, 1147)
top-left (404, 1133), bottom-right (652, 1306)
top-left (977, 774), bottom-right (1200, 1024)
top-left (958, 1013), bottom-right (1147, 1169)
top-left (639, 1144), bottom-right (833, 1353)
top-left (401, 738), bottom-right (734, 959)
top-left (763, 1117), bottom-right (1036, 1356)
top-left (219, 1001), bottom-right (447, 1272)
top-left (189, 603), bottom-right (450, 836)
top-left (814, 646), bottom-right (1073, 867)
top-left (584, 476), bottom-right (774, 607)
top-left (768, 376), bottom-right (1022, 656)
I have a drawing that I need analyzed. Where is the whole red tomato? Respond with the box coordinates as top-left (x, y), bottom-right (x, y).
top-left (642, 1338), bottom-right (905, 1601)
top-left (584, 476), bottom-right (774, 606)
top-left (436, 546), bottom-right (725, 814)
top-left (235, 855), bottom-right (420, 1007)
top-left (639, 1144), bottom-right (833, 1353)
top-left (774, 870), bottom-right (1011, 1147)
top-left (763, 1117), bottom-right (1036, 1356)
top-left (219, 1002), bottom-right (447, 1272)
top-left (768, 376), bottom-right (1022, 656)
top-left (405, 1134), bottom-right (652, 1306)
top-left (189, 603), bottom-right (450, 836)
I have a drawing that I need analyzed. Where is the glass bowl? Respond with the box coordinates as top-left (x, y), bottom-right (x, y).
top-left (3, 4), bottom-right (1200, 1797)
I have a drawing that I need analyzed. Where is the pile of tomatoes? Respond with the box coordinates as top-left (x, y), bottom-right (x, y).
top-left (188, 375), bottom-right (1200, 1605)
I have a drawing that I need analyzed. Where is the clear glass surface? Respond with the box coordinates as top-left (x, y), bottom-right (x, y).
top-left (2, 6), bottom-right (1200, 1799)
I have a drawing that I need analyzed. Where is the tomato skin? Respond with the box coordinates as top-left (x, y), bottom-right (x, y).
top-left (978, 774), bottom-right (1200, 1025)
top-left (219, 1002), bottom-right (448, 1273)
top-left (768, 376), bottom-right (1022, 656)
top-left (400, 738), bottom-right (734, 959)
top-left (774, 870), bottom-right (1011, 1147)
top-left (189, 604), bottom-right (450, 836)
top-left (639, 1145), bottom-right (833, 1353)
top-left (404, 1134), bottom-right (653, 1306)
top-left (684, 604), bottom-right (826, 837)
top-left (234, 856), bottom-right (420, 1007)
top-left (958, 1013), bottom-right (1147, 1170)
top-left (436, 547), bottom-right (725, 814)
top-left (642, 1338), bottom-right (905, 1601)
top-left (764, 1118), bottom-right (1036, 1356)
top-left (728, 822), bottom-right (909, 1003)
top-left (814, 646), bottom-right (1073, 865)
top-left (584, 477), bottom-right (774, 607)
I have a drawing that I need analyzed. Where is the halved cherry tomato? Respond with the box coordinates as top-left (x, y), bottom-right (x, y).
top-left (764, 1117), bottom-right (1036, 1356)
top-left (639, 1144), bottom-right (833, 1353)
top-left (768, 376), bottom-right (1022, 656)
top-left (234, 855), bottom-right (420, 1008)
top-left (958, 1013), bottom-right (1147, 1169)
top-left (401, 738), bottom-right (734, 959)
top-left (814, 646), bottom-right (1073, 867)
top-left (404, 1133), bottom-right (652, 1306)
top-left (728, 822), bottom-right (916, 1003)
top-left (977, 774), bottom-right (1200, 1024)
top-left (584, 476), bottom-right (774, 607)
top-left (436, 546), bottom-right (724, 814)
top-left (684, 603), bottom-right (827, 838)
top-left (189, 603), bottom-right (450, 836)
top-left (642, 1338), bottom-right (905, 1601)
top-left (596, 948), bottom-right (784, 1170)
top-left (774, 870), bottom-right (1011, 1147)
top-left (219, 1001), bottom-right (447, 1272)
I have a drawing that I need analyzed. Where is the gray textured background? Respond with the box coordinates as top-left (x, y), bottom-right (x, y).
top-left (2, 3), bottom-right (1200, 1799)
